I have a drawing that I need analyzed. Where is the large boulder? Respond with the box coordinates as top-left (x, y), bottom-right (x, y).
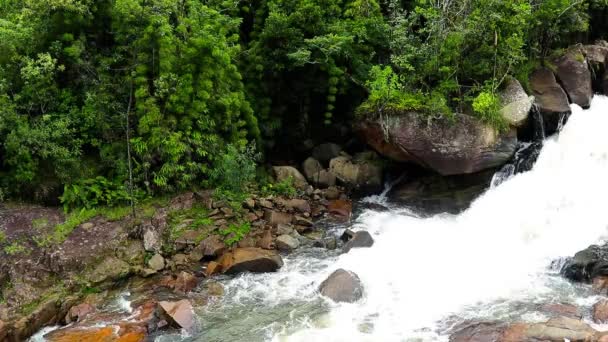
top-left (319, 269), bottom-right (364, 303)
top-left (561, 244), bottom-right (608, 282)
top-left (342, 231), bottom-right (374, 253)
top-left (218, 247), bottom-right (283, 274)
top-left (553, 51), bottom-right (592, 109)
top-left (329, 155), bottom-right (383, 193)
top-left (356, 112), bottom-right (518, 176)
top-left (302, 157), bottom-right (336, 188)
top-left (272, 166), bottom-right (308, 190)
top-left (530, 67), bottom-right (571, 134)
top-left (159, 299), bottom-right (195, 332)
top-left (312, 143), bottom-right (342, 164)
top-left (498, 78), bottom-right (534, 127)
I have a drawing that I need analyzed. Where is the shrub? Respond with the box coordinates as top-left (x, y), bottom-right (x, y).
top-left (220, 221), bottom-right (251, 246)
top-left (261, 177), bottom-right (297, 198)
top-left (60, 177), bottom-right (132, 211)
top-left (472, 90), bottom-right (508, 131)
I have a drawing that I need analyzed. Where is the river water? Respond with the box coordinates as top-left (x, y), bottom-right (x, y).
top-left (32, 96), bottom-right (608, 341)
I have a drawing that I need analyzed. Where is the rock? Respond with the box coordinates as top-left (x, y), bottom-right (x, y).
top-left (169, 192), bottom-right (195, 211)
top-left (204, 261), bottom-right (222, 277)
top-left (356, 112), bottom-right (517, 176)
top-left (313, 237), bottom-right (337, 250)
top-left (302, 158), bottom-right (336, 188)
top-left (283, 199), bottom-right (311, 213)
top-left (340, 229), bottom-right (356, 242)
top-left (147, 254), bottom-right (165, 272)
top-left (272, 166), bottom-right (308, 190)
top-left (276, 235), bottom-right (300, 252)
top-left (87, 257), bottom-right (131, 284)
top-left (498, 78), bottom-right (534, 127)
top-left (530, 67), bottom-right (571, 134)
top-left (256, 229), bottom-right (274, 249)
top-left (294, 216), bottom-right (313, 227)
top-left (328, 199), bottom-right (352, 219)
top-left (0, 320), bottom-right (6, 341)
top-left (594, 300), bottom-right (608, 323)
top-left (205, 281), bottom-right (225, 297)
top-left (540, 303), bottom-right (581, 319)
top-left (244, 198), bottom-right (256, 210)
top-left (593, 276), bottom-right (608, 294)
top-left (143, 228), bottom-right (161, 252)
top-left (319, 269), bottom-right (364, 303)
top-left (168, 272), bottom-right (198, 294)
top-left (65, 303), bottom-right (94, 324)
top-left (264, 210), bottom-right (293, 226)
top-left (449, 322), bottom-right (510, 342)
top-left (45, 326), bottom-right (145, 342)
top-left (198, 235), bottom-right (227, 258)
top-left (561, 244), bottom-right (608, 282)
top-left (276, 223), bottom-right (294, 235)
top-left (159, 299), bottom-right (195, 332)
top-left (81, 222), bottom-right (94, 230)
top-left (553, 51), bottom-right (592, 108)
top-left (525, 316), bottom-right (598, 341)
top-left (258, 199), bottom-right (274, 209)
top-left (322, 187), bottom-right (341, 200)
top-left (329, 156), bottom-right (382, 193)
top-left (312, 143), bottom-right (342, 163)
top-left (218, 248), bottom-right (284, 274)
top-left (342, 231), bottom-right (374, 253)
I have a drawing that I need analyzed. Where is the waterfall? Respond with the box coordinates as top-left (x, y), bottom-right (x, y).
top-left (279, 96), bottom-right (608, 341)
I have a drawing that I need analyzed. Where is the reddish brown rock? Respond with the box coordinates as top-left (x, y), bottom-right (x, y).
top-left (256, 229), bottom-right (275, 250)
top-left (328, 199), bottom-right (352, 219)
top-left (540, 303), bottom-right (581, 319)
top-left (161, 272), bottom-right (198, 294)
top-left (204, 261), bottom-right (222, 277)
top-left (264, 210), bottom-right (293, 226)
top-left (594, 299), bottom-right (608, 323)
top-left (198, 235), bottom-right (226, 258)
top-left (218, 248), bottom-right (283, 274)
top-left (159, 300), bottom-right (195, 333)
top-left (593, 276), bottom-right (608, 294)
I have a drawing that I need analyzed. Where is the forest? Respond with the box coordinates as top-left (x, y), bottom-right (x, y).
top-left (0, 0), bottom-right (606, 208)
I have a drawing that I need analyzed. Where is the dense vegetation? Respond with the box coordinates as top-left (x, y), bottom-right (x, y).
top-left (0, 0), bottom-right (605, 206)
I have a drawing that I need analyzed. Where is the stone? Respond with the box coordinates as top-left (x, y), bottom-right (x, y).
top-left (45, 327), bottom-right (145, 342)
top-left (342, 231), bottom-right (374, 253)
top-left (329, 156), bottom-right (383, 193)
top-left (539, 303), bottom-right (581, 319)
top-left (143, 228), bottom-right (161, 252)
top-left (159, 299), bottom-right (195, 333)
top-left (553, 51), bottom-right (593, 108)
top-left (205, 281), bottom-right (225, 297)
top-left (65, 303), bottom-right (94, 324)
top-left (593, 276), bottom-right (608, 294)
top-left (264, 210), bottom-right (293, 226)
top-left (294, 216), bottom-right (313, 227)
top-left (87, 257), bottom-right (131, 284)
top-left (169, 272), bottom-right (198, 294)
top-left (258, 199), bottom-right (274, 209)
top-left (198, 235), bottom-right (227, 258)
top-left (147, 254), bottom-right (165, 272)
top-left (218, 248), bottom-right (284, 274)
top-left (530, 67), bottom-right (571, 134)
top-left (256, 229), bottom-right (274, 250)
top-left (272, 166), bottom-right (309, 190)
top-left (498, 78), bottom-right (534, 127)
top-left (276, 223), bottom-right (294, 235)
top-left (312, 143), bottom-right (343, 163)
top-left (283, 199), bottom-right (311, 213)
top-left (244, 198), bottom-right (256, 210)
top-left (561, 243), bottom-right (608, 282)
top-left (322, 187), bottom-right (341, 200)
top-left (276, 234), bottom-right (300, 252)
top-left (169, 192), bottom-right (195, 211)
top-left (328, 199), bottom-right (352, 219)
top-left (340, 229), bottom-right (356, 242)
top-left (204, 261), bottom-right (222, 277)
top-left (356, 112), bottom-right (518, 176)
top-left (302, 157), bottom-right (323, 181)
top-left (319, 269), bottom-right (364, 303)
top-left (594, 300), bottom-right (608, 323)
top-left (81, 222), bottom-right (94, 230)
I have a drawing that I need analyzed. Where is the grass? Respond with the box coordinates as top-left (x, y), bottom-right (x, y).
top-left (220, 221), bottom-right (251, 246)
top-left (0, 231), bottom-right (6, 244)
top-left (4, 241), bottom-right (28, 255)
top-left (168, 205), bottom-right (213, 241)
top-left (31, 218), bottom-right (49, 230)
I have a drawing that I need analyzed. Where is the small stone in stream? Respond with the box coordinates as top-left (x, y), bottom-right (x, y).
top-left (264, 210), bottom-right (293, 226)
top-left (276, 234), bottom-right (300, 252)
top-left (205, 281), bottom-right (225, 297)
top-left (342, 231), bottom-right (374, 253)
top-left (276, 223), bottom-right (294, 235)
top-left (204, 261), bottom-right (222, 277)
top-left (539, 303), bottom-right (581, 319)
top-left (257, 229), bottom-right (274, 250)
top-left (340, 229), bottom-right (356, 242)
top-left (295, 225), bottom-right (312, 234)
top-left (65, 303), bottom-right (94, 324)
top-left (173, 272), bottom-right (198, 294)
top-left (294, 216), bottom-right (313, 227)
top-left (319, 269), bottom-right (363, 303)
top-left (148, 254), bottom-right (165, 271)
top-left (159, 299), bottom-right (195, 333)
top-left (594, 300), bottom-right (608, 323)
top-left (328, 199), bottom-right (352, 219)
top-left (313, 237), bottom-right (337, 250)
top-left (219, 247), bottom-right (283, 274)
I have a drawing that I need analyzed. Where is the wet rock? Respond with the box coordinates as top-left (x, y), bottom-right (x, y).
top-left (276, 223), bottom-right (294, 235)
top-left (593, 276), bottom-right (608, 294)
top-left (342, 231), bottom-right (374, 253)
top-left (147, 254), bottom-right (165, 272)
top-left (540, 303), bottom-right (581, 319)
top-left (204, 261), bottom-right (222, 277)
top-left (356, 112), bottom-right (517, 176)
top-left (329, 156), bottom-right (382, 193)
top-left (159, 299), bottom-right (195, 333)
top-left (319, 269), bottom-right (363, 303)
top-left (449, 322), bottom-right (509, 342)
top-left (313, 237), bottom-right (337, 250)
top-left (594, 300), bottom-right (608, 323)
top-left (161, 272), bottom-right (198, 294)
top-left (553, 51), bottom-right (593, 108)
top-left (205, 281), bottom-right (225, 297)
top-left (561, 244), bottom-right (608, 282)
top-left (256, 229), bottom-right (274, 249)
top-left (294, 216), bottom-right (313, 227)
top-left (276, 235), bottom-right (300, 252)
top-left (264, 210), bottom-right (293, 226)
top-left (312, 143), bottom-right (342, 163)
top-left (272, 166), bottom-right (309, 190)
top-left (530, 67), bottom-right (571, 134)
top-left (197, 235), bottom-right (227, 259)
top-left (218, 248), bottom-right (284, 274)
top-left (499, 78), bottom-right (533, 127)
top-left (283, 199), bottom-right (311, 213)
top-left (328, 199), bottom-right (352, 220)
top-left (340, 229), bottom-right (356, 242)
top-left (65, 303), bottom-right (94, 324)
top-left (87, 257), bottom-right (131, 284)
top-left (46, 326), bottom-right (145, 342)
top-left (322, 187), bottom-right (341, 200)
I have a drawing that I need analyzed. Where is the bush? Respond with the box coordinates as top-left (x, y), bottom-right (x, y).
top-left (60, 177), bottom-right (132, 212)
top-left (261, 177), bottom-right (297, 198)
top-left (209, 143), bottom-right (259, 196)
top-left (472, 90), bottom-right (508, 131)
top-left (220, 221), bottom-right (251, 246)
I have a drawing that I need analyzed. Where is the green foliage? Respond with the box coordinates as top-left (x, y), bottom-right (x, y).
top-left (4, 242), bottom-right (27, 256)
top-left (167, 205), bottom-right (212, 241)
top-left (0, 231), bottom-right (6, 244)
top-left (209, 144), bottom-right (259, 194)
top-left (472, 90), bottom-right (508, 131)
top-left (52, 208), bottom-right (98, 244)
top-left (220, 221), bottom-right (251, 246)
top-left (60, 177), bottom-right (132, 211)
top-left (261, 177), bottom-right (297, 198)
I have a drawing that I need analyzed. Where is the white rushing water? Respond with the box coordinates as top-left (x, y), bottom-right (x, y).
top-left (266, 96), bottom-right (608, 341)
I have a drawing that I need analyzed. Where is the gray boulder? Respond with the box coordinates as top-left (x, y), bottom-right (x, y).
top-left (272, 166), bottom-right (308, 190)
top-left (553, 51), bottom-right (592, 108)
top-left (498, 78), bottom-right (534, 127)
top-left (530, 68), bottom-right (571, 134)
top-left (329, 155), bottom-right (382, 193)
top-left (342, 231), bottom-right (374, 253)
top-left (319, 269), bottom-right (364, 303)
top-left (276, 234), bottom-right (300, 252)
